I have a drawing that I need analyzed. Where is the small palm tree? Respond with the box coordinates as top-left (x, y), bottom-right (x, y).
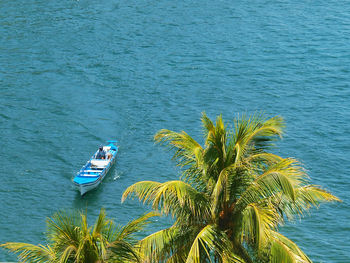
top-left (1, 208), bottom-right (156, 263)
top-left (122, 113), bottom-right (340, 263)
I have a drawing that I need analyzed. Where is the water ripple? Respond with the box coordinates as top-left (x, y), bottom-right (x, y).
top-left (0, 0), bottom-right (349, 262)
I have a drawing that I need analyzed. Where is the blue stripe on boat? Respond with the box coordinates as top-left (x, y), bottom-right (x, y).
top-left (73, 141), bottom-right (118, 195)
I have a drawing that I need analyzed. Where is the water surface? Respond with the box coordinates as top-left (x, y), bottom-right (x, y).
top-left (0, 0), bottom-right (349, 261)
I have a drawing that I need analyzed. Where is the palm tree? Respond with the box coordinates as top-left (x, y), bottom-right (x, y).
top-left (1, 208), bottom-right (156, 263)
top-left (122, 113), bottom-right (340, 263)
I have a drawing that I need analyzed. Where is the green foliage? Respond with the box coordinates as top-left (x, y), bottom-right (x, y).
top-left (123, 112), bottom-right (340, 263)
top-left (1, 209), bottom-right (156, 263)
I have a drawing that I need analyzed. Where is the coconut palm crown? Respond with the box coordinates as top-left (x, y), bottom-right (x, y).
top-left (1, 208), bottom-right (156, 263)
top-left (122, 113), bottom-right (340, 263)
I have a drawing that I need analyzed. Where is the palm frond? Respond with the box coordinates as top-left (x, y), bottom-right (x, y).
top-left (210, 164), bottom-right (236, 217)
top-left (122, 181), bottom-right (161, 204)
top-left (202, 114), bottom-right (228, 171)
top-left (139, 226), bottom-right (193, 263)
top-left (270, 239), bottom-right (296, 263)
top-left (118, 211), bottom-right (159, 242)
top-left (236, 158), bottom-right (308, 211)
top-left (244, 115), bottom-right (285, 147)
top-left (270, 231), bottom-right (312, 263)
top-left (273, 185), bottom-right (341, 221)
top-left (185, 225), bottom-right (245, 263)
top-left (185, 225), bottom-right (216, 263)
top-left (294, 185), bottom-right (341, 207)
top-left (92, 208), bottom-right (109, 238)
top-left (239, 203), bottom-right (278, 250)
top-left (90, 208), bottom-right (112, 260)
top-left (246, 152), bottom-right (283, 166)
top-left (108, 240), bottom-right (140, 263)
top-left (123, 180), bottom-right (209, 220)
top-left (46, 210), bottom-right (82, 248)
top-left (58, 245), bottom-right (77, 263)
top-left (166, 252), bottom-right (188, 263)
top-left (233, 114), bottom-right (285, 163)
top-left (153, 181), bottom-right (209, 218)
top-left (0, 242), bottom-right (56, 263)
top-left (201, 112), bottom-right (215, 146)
top-left (154, 129), bottom-right (203, 168)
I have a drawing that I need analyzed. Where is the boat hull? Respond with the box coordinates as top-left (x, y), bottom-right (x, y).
top-left (78, 180), bottom-right (102, 195)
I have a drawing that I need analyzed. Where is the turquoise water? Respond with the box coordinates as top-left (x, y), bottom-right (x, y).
top-left (1, 0), bottom-right (349, 261)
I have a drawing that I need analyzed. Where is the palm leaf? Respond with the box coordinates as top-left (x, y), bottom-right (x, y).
top-left (233, 114), bottom-right (285, 163)
top-left (46, 210), bottom-right (81, 250)
top-left (58, 245), bottom-right (77, 263)
top-left (108, 240), bottom-right (140, 263)
top-left (122, 181), bottom-right (161, 205)
top-left (270, 238), bottom-right (296, 263)
top-left (273, 185), bottom-right (341, 221)
top-left (210, 164), bottom-right (236, 217)
top-left (201, 112), bottom-right (215, 146)
top-left (246, 152), bottom-right (283, 166)
top-left (270, 231), bottom-right (312, 263)
top-left (123, 180), bottom-right (210, 220)
top-left (0, 242), bottom-right (56, 263)
top-left (185, 225), bottom-right (245, 263)
top-left (236, 158), bottom-right (307, 211)
top-left (154, 129), bottom-right (202, 168)
top-left (239, 203), bottom-right (278, 250)
top-left (185, 225), bottom-right (216, 263)
top-left (139, 226), bottom-right (194, 263)
top-left (117, 211), bottom-right (159, 242)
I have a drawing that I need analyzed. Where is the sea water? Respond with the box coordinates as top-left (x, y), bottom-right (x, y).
top-left (0, 0), bottom-right (349, 261)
